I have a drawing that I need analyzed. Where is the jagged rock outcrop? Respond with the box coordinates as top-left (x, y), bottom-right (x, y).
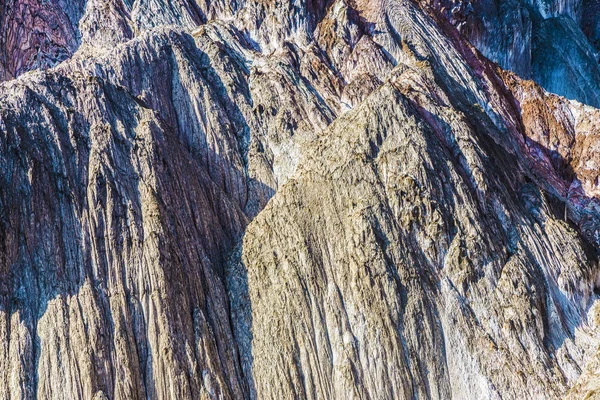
top-left (4, 0), bottom-right (600, 108)
top-left (231, 3), bottom-right (600, 398)
top-left (0, 19), bottom-right (345, 396)
top-left (236, 70), bottom-right (598, 399)
top-left (0, 29), bottom-right (252, 400)
top-left (424, 0), bottom-right (600, 108)
top-left (0, 0), bottom-right (332, 81)
top-left (0, 0), bottom-right (84, 80)
top-left (0, 0), bottom-right (599, 399)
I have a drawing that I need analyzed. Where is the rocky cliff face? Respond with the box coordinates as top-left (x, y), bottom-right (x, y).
top-left (425, 0), bottom-right (600, 108)
top-left (1, 0), bottom-right (600, 399)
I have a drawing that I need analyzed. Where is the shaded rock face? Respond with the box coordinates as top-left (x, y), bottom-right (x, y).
top-left (424, 0), bottom-right (600, 108)
top-left (0, 31), bottom-right (251, 400)
top-left (0, 1), bottom-right (600, 400)
top-left (0, 0), bottom-right (85, 80)
top-left (4, 0), bottom-right (600, 107)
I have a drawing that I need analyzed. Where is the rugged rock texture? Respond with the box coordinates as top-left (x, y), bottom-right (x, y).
top-left (4, 0), bottom-right (600, 108)
top-left (237, 72), bottom-right (597, 399)
top-left (0, 0), bottom-right (331, 81)
top-left (0, 23), bottom-right (340, 398)
top-left (232, 3), bottom-right (600, 398)
top-left (0, 0), bottom-right (600, 399)
top-left (425, 0), bottom-right (600, 108)
top-left (0, 0), bottom-right (84, 80)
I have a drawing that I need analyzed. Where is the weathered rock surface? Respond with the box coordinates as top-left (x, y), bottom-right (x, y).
top-left (0, 0), bottom-right (84, 80)
top-left (237, 73), bottom-right (598, 399)
top-left (232, 3), bottom-right (600, 398)
top-left (0, 0), bottom-right (599, 399)
top-left (424, 0), bottom-right (600, 108)
top-left (0, 22), bottom-right (341, 397)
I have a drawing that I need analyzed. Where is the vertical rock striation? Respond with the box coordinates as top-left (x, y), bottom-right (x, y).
top-left (0, 0), bottom-right (599, 399)
top-left (424, 0), bottom-right (600, 108)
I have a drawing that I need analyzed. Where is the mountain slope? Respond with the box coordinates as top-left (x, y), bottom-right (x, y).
top-left (0, 0), bottom-right (599, 399)
top-left (236, 70), bottom-right (597, 399)
top-left (425, 0), bottom-right (600, 108)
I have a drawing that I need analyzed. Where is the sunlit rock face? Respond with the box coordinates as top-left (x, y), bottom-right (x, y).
top-left (0, 0), bottom-right (331, 81)
top-left (3, 0), bottom-right (600, 107)
top-left (1, 0), bottom-right (600, 399)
